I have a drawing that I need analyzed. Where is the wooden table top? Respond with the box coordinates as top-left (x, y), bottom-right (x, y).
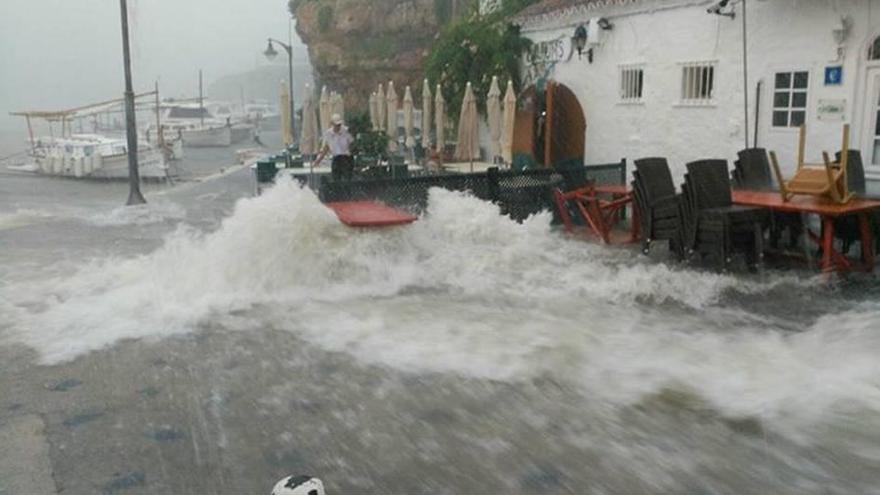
top-left (593, 184), bottom-right (630, 195)
top-left (732, 190), bottom-right (880, 216)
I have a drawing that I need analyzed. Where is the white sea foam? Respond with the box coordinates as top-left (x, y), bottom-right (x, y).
top-left (85, 201), bottom-right (186, 226)
top-left (0, 208), bottom-right (55, 230)
top-left (2, 177), bottom-right (878, 434)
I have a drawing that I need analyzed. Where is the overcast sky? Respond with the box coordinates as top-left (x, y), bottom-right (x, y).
top-left (0, 0), bottom-right (310, 130)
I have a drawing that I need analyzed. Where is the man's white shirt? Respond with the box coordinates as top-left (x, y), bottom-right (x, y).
top-left (322, 127), bottom-right (353, 157)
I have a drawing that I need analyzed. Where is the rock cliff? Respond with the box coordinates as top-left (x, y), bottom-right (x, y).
top-left (293, 0), bottom-right (474, 111)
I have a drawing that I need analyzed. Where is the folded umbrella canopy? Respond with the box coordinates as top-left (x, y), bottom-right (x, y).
top-left (501, 79), bottom-right (517, 165)
top-left (434, 84), bottom-right (445, 156)
top-left (299, 84), bottom-right (318, 155)
top-left (376, 83), bottom-right (385, 131)
top-left (403, 85), bottom-right (415, 148)
top-left (331, 92), bottom-right (344, 121)
top-left (369, 92), bottom-right (378, 129)
top-left (455, 82), bottom-right (479, 165)
top-left (421, 79), bottom-right (432, 149)
top-left (319, 86), bottom-right (331, 132)
top-left (487, 76), bottom-right (503, 161)
top-left (386, 81), bottom-right (399, 153)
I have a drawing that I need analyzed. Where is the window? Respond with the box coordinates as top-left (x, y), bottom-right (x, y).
top-left (619, 65), bottom-right (644, 103)
top-left (772, 71), bottom-right (809, 128)
top-left (870, 36), bottom-right (880, 60)
top-left (679, 62), bottom-right (715, 105)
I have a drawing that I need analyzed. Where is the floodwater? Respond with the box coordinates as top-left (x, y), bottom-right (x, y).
top-left (2, 132), bottom-right (880, 494)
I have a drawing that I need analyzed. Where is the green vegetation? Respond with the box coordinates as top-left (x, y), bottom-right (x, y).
top-left (347, 110), bottom-right (388, 158)
top-left (358, 35), bottom-right (397, 59)
top-left (317, 5), bottom-right (334, 32)
top-left (434, 0), bottom-right (453, 25)
top-left (352, 131), bottom-right (390, 159)
top-left (425, 0), bottom-right (534, 117)
top-left (345, 111), bottom-right (372, 136)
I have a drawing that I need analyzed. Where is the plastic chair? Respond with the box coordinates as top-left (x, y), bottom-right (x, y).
top-left (685, 160), bottom-right (768, 271)
top-left (632, 158), bottom-right (684, 258)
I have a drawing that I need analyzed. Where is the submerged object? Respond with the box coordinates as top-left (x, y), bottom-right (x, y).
top-left (325, 201), bottom-right (417, 227)
top-left (271, 475), bottom-right (325, 495)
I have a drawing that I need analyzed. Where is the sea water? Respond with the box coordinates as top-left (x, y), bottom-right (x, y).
top-left (1, 168), bottom-right (880, 494)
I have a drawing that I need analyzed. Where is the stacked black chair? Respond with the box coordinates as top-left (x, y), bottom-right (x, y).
top-left (683, 160), bottom-right (768, 271)
top-left (832, 150), bottom-right (879, 255)
top-left (732, 148), bottom-right (803, 249)
top-left (632, 158), bottom-right (684, 258)
top-left (732, 148), bottom-right (774, 190)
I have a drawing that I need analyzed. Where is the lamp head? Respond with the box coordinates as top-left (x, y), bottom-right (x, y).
top-left (573, 25), bottom-right (588, 57)
top-left (264, 40), bottom-right (279, 61)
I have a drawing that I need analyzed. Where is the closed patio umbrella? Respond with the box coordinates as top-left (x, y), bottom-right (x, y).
top-left (386, 81), bottom-right (398, 153)
top-left (376, 83), bottom-right (386, 131)
top-left (487, 76), bottom-right (503, 161)
top-left (403, 85), bottom-right (415, 148)
top-left (331, 92), bottom-right (344, 121)
top-left (455, 82), bottom-right (479, 168)
top-left (319, 86), bottom-right (331, 132)
top-left (421, 79), bottom-right (432, 149)
top-left (501, 79), bottom-right (516, 165)
top-left (299, 84), bottom-right (318, 155)
top-left (369, 92), bottom-right (378, 129)
top-left (434, 84), bottom-right (445, 156)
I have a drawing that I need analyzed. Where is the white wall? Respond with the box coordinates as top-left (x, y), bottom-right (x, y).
top-left (522, 0), bottom-right (880, 183)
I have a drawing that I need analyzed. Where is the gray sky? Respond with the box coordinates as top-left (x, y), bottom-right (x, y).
top-left (0, 0), bottom-right (309, 130)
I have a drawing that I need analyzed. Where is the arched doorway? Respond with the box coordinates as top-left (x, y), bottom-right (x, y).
top-left (512, 81), bottom-right (586, 168)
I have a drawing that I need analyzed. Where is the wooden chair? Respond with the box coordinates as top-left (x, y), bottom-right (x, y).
top-left (769, 124), bottom-right (853, 204)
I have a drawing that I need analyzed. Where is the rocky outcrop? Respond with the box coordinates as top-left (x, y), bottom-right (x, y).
top-left (294, 0), bottom-right (474, 111)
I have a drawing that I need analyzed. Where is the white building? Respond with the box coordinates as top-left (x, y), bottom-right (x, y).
top-left (512, 0), bottom-right (880, 189)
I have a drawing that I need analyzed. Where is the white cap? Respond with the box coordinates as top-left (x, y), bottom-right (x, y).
top-left (331, 113), bottom-right (343, 125)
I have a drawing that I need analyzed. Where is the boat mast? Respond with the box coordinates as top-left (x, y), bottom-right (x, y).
top-left (155, 81), bottom-right (164, 149)
top-left (199, 69), bottom-right (205, 126)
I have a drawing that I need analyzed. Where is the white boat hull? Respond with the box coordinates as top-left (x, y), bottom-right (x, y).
top-left (33, 148), bottom-right (168, 179)
top-left (181, 125), bottom-right (232, 147)
top-left (230, 124), bottom-right (254, 144)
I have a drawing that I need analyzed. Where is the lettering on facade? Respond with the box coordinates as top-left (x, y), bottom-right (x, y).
top-left (817, 99), bottom-right (846, 122)
top-left (523, 36), bottom-right (569, 87)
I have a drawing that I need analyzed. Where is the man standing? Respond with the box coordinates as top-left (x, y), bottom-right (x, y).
top-left (315, 113), bottom-right (354, 181)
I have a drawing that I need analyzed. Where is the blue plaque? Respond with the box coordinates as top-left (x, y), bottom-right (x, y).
top-left (825, 66), bottom-right (843, 86)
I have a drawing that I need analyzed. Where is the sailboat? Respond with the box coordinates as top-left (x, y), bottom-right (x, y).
top-left (9, 90), bottom-right (170, 179)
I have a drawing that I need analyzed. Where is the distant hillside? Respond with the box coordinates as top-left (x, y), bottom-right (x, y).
top-left (207, 63), bottom-right (314, 108)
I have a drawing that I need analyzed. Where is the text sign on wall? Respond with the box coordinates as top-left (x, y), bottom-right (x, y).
top-left (817, 99), bottom-right (846, 121)
top-left (525, 37), bottom-right (567, 67)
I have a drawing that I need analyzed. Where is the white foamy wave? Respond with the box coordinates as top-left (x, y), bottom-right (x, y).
top-left (0, 208), bottom-right (55, 230)
top-left (4, 177), bottom-right (877, 435)
top-left (85, 201), bottom-right (186, 226)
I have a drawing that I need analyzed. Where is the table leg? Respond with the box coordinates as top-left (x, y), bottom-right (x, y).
top-left (821, 216), bottom-right (834, 274)
top-left (629, 195), bottom-right (640, 243)
top-left (576, 199), bottom-right (606, 242)
top-left (553, 189), bottom-right (575, 233)
top-left (859, 213), bottom-right (875, 271)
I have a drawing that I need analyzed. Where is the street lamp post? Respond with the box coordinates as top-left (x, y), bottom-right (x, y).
top-left (264, 38), bottom-right (296, 145)
top-left (118, 0), bottom-right (146, 205)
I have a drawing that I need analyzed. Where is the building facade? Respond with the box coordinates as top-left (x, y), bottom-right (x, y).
top-left (514, 0), bottom-right (880, 185)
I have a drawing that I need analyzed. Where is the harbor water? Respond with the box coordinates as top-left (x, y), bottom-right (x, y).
top-left (2, 134), bottom-right (880, 494)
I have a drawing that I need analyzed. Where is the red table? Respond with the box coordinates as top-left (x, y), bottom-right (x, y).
top-left (554, 184), bottom-right (639, 243)
top-left (732, 190), bottom-right (880, 273)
